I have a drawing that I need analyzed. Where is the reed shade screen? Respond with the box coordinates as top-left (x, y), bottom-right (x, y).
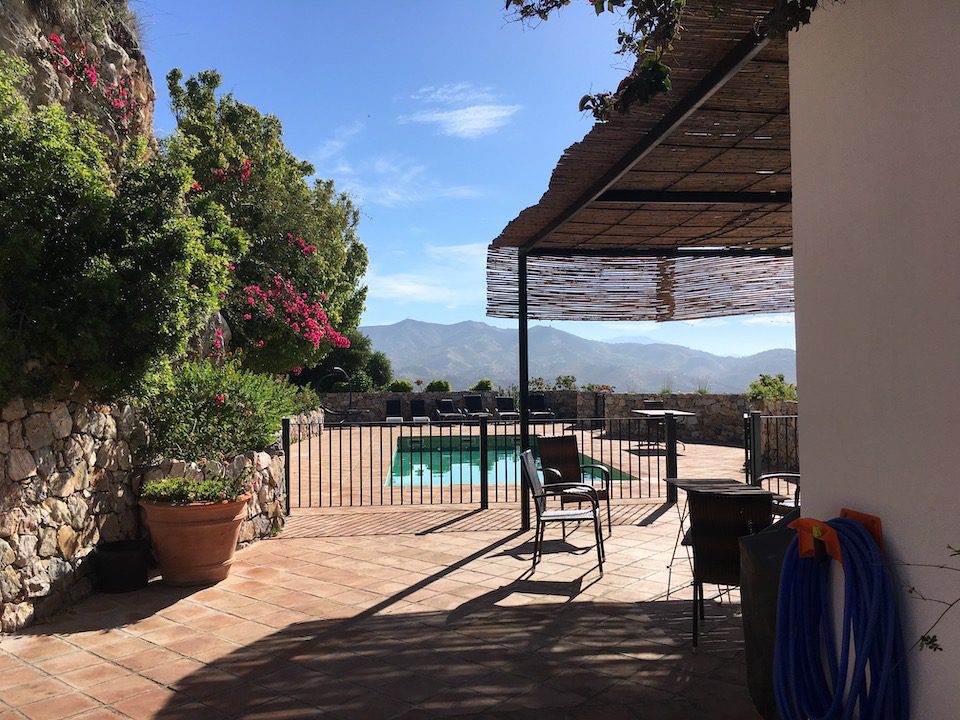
top-left (486, 0), bottom-right (794, 321)
top-left (486, 246), bottom-right (793, 321)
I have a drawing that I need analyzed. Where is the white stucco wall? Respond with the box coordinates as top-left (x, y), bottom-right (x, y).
top-left (790, 0), bottom-right (960, 712)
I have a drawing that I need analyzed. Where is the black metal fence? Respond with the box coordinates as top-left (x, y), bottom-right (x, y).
top-left (744, 411), bottom-right (800, 484)
top-left (283, 416), bottom-right (677, 511)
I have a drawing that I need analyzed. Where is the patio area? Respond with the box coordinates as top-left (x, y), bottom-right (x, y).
top-left (0, 498), bottom-right (762, 720)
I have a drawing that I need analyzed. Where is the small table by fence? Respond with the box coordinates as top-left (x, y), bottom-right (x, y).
top-left (663, 478), bottom-right (782, 598)
top-left (630, 409), bottom-right (697, 419)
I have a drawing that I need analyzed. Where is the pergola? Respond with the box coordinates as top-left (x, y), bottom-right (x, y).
top-left (485, 1), bottom-right (793, 523)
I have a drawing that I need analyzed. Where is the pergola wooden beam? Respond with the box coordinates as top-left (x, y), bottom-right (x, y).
top-left (595, 190), bottom-right (792, 205)
top-left (520, 25), bottom-right (771, 250)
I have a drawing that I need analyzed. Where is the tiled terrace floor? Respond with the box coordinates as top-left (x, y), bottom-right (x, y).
top-left (0, 500), bottom-right (763, 719)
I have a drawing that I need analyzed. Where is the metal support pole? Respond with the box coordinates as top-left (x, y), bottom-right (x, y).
top-left (281, 418), bottom-right (291, 516)
top-left (665, 413), bottom-right (678, 503)
top-left (749, 411), bottom-right (763, 485)
top-left (518, 250), bottom-right (530, 531)
top-left (479, 418), bottom-right (489, 510)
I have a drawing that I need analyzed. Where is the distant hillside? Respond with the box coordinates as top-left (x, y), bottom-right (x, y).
top-left (361, 320), bottom-right (796, 393)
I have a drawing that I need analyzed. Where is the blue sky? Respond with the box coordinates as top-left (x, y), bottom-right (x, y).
top-left (138, 0), bottom-right (795, 357)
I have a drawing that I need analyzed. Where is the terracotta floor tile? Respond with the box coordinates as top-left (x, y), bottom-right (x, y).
top-left (83, 674), bottom-right (163, 704)
top-left (16, 691), bottom-right (100, 720)
top-left (0, 637), bottom-right (76, 663)
top-left (162, 635), bottom-right (239, 664)
top-left (109, 687), bottom-right (181, 720)
top-left (0, 664), bottom-right (47, 691)
top-left (66, 709), bottom-right (129, 720)
top-left (58, 663), bottom-right (132, 690)
top-left (1, 677), bottom-right (73, 708)
top-left (31, 651), bottom-right (103, 677)
top-left (139, 658), bottom-right (204, 687)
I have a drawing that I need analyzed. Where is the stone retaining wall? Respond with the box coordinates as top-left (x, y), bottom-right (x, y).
top-left (318, 391), bottom-right (755, 445)
top-left (1, 397), bottom-right (287, 633)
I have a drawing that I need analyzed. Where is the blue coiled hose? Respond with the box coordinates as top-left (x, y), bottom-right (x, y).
top-left (774, 517), bottom-right (910, 719)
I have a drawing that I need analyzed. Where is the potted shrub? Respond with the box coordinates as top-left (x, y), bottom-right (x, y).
top-left (140, 472), bottom-right (251, 586)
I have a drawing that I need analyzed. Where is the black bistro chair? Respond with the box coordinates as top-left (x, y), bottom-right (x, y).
top-left (519, 450), bottom-right (604, 574)
top-left (687, 489), bottom-right (772, 649)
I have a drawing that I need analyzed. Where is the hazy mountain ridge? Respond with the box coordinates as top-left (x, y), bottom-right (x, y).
top-left (362, 320), bottom-right (796, 393)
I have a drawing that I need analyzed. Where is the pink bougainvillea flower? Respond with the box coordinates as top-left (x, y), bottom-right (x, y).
top-left (215, 328), bottom-right (223, 338)
top-left (83, 64), bottom-right (97, 85)
top-left (191, 181), bottom-right (202, 192)
top-left (49, 33), bottom-right (62, 45)
top-left (227, 260), bottom-right (236, 270)
top-left (214, 394), bottom-right (227, 405)
top-left (247, 296), bottom-right (255, 306)
top-left (291, 367), bottom-right (302, 375)
top-left (243, 313), bottom-right (252, 320)
top-left (256, 340), bottom-right (265, 348)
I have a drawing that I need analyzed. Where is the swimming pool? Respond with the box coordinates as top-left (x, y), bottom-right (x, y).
top-left (386, 435), bottom-right (629, 487)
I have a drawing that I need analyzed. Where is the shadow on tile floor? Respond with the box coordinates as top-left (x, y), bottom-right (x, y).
top-left (152, 597), bottom-right (758, 719)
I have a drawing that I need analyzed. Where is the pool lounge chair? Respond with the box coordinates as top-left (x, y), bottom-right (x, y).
top-left (409, 399), bottom-right (430, 424)
top-left (528, 393), bottom-right (555, 420)
top-left (463, 394), bottom-right (491, 419)
top-left (435, 398), bottom-right (464, 421)
top-left (385, 399), bottom-right (404, 424)
top-left (494, 396), bottom-right (520, 421)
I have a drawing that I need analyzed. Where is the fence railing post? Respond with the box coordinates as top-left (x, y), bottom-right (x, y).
top-left (281, 418), bottom-right (291, 516)
top-left (665, 413), bottom-right (678, 503)
top-left (749, 410), bottom-right (763, 485)
top-left (479, 418), bottom-right (489, 509)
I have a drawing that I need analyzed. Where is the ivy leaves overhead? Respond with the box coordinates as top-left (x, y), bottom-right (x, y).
top-left (504, 0), bottom-right (823, 120)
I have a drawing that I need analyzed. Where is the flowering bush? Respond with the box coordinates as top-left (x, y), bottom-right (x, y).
top-left (41, 32), bottom-right (139, 136)
top-left (166, 69), bottom-right (368, 374)
top-left (143, 359), bottom-right (303, 460)
top-left (0, 54), bottom-right (238, 402)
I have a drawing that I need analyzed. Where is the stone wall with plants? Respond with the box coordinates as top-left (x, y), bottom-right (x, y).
top-left (0, 396), bottom-right (287, 633)
top-left (140, 448), bottom-right (286, 546)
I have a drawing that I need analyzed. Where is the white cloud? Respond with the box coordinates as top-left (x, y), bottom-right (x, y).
top-left (312, 121), bottom-right (364, 165)
top-left (742, 314), bottom-right (796, 326)
top-left (336, 157), bottom-right (482, 208)
top-left (411, 82), bottom-right (496, 105)
top-left (364, 242), bottom-right (488, 307)
top-left (425, 242), bottom-right (488, 265)
top-left (401, 82), bottom-right (521, 139)
top-left (365, 269), bottom-right (485, 306)
top-left (401, 104), bottom-right (522, 139)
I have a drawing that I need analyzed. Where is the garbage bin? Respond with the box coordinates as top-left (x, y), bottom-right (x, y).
top-left (92, 540), bottom-right (149, 593)
top-left (739, 508), bottom-right (799, 720)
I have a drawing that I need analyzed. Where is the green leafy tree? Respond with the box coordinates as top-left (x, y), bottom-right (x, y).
top-left (294, 330), bottom-right (392, 391)
top-left (425, 379), bottom-right (451, 392)
top-left (554, 375), bottom-right (577, 390)
top-left (0, 55), bottom-right (237, 402)
top-left (387, 379), bottom-right (414, 392)
top-left (529, 377), bottom-right (550, 391)
top-left (746, 373), bottom-right (798, 402)
top-left (470, 379), bottom-right (494, 392)
top-left (166, 69), bottom-right (368, 374)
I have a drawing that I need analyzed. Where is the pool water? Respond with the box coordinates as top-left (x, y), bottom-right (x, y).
top-left (386, 435), bottom-right (625, 487)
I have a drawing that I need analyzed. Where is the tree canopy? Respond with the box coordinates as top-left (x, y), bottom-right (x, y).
top-left (166, 69), bottom-right (368, 374)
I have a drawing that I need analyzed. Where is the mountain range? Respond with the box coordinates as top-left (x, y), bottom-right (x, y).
top-left (361, 320), bottom-right (796, 393)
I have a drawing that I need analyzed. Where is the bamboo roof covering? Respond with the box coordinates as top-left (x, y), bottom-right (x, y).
top-left (486, 0), bottom-right (794, 321)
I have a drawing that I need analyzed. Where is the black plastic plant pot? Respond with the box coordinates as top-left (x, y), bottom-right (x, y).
top-left (93, 539), bottom-right (149, 593)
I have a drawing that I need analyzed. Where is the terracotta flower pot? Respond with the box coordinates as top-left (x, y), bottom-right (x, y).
top-left (140, 494), bottom-right (250, 586)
